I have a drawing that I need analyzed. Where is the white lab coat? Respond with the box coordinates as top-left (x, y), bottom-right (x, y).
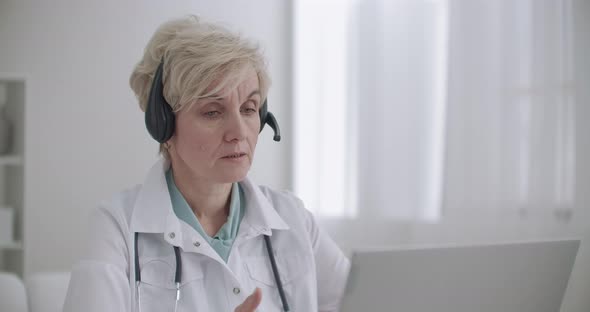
top-left (63, 158), bottom-right (350, 312)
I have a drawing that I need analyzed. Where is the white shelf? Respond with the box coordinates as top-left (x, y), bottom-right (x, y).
top-left (0, 155), bottom-right (23, 166)
top-left (0, 240), bottom-right (23, 250)
top-left (0, 78), bottom-right (25, 276)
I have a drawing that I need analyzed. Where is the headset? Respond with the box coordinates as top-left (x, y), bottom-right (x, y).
top-left (145, 59), bottom-right (281, 143)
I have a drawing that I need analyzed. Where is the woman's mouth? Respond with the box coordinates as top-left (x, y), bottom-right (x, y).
top-left (222, 152), bottom-right (247, 159)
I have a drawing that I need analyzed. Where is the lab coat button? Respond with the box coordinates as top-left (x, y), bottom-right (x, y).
top-left (169, 232), bottom-right (175, 239)
top-left (193, 241), bottom-right (201, 247)
top-left (233, 287), bottom-right (241, 295)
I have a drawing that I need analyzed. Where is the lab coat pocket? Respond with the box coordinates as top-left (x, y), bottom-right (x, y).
top-left (138, 255), bottom-right (207, 312)
top-left (245, 253), bottom-right (312, 311)
top-left (245, 253), bottom-right (309, 286)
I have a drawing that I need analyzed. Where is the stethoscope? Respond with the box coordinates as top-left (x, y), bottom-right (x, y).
top-left (134, 232), bottom-right (290, 312)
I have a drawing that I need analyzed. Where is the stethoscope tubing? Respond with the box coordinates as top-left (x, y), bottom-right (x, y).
top-left (264, 235), bottom-right (290, 311)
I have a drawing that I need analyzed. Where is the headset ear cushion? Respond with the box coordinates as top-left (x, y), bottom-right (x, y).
top-left (145, 61), bottom-right (175, 143)
top-left (259, 99), bottom-right (268, 132)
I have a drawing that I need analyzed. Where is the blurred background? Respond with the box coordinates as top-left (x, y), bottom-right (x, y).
top-left (0, 0), bottom-right (588, 311)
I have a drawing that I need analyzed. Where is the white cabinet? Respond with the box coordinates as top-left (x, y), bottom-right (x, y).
top-left (0, 75), bottom-right (26, 277)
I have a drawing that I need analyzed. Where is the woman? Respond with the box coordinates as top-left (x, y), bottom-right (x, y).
top-left (63, 15), bottom-right (350, 312)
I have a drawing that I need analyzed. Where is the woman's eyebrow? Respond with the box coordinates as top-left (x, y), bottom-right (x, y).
top-left (200, 90), bottom-right (260, 103)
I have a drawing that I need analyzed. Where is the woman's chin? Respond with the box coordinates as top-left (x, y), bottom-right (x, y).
top-left (213, 168), bottom-right (250, 183)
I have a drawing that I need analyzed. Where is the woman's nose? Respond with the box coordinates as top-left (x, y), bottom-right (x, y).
top-left (223, 112), bottom-right (248, 142)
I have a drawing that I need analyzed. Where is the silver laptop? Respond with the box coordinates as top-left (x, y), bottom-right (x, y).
top-left (340, 239), bottom-right (580, 312)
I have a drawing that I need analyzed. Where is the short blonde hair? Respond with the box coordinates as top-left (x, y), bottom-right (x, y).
top-left (129, 15), bottom-right (271, 158)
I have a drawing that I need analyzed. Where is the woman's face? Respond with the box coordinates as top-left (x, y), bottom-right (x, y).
top-left (168, 66), bottom-right (261, 183)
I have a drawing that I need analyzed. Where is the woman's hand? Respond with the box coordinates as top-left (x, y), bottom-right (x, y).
top-left (234, 288), bottom-right (262, 312)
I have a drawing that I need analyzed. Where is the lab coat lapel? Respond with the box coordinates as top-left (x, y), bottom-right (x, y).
top-left (238, 177), bottom-right (290, 238)
top-left (129, 157), bottom-right (172, 234)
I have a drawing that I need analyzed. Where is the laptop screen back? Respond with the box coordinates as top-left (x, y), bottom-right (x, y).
top-left (340, 239), bottom-right (580, 312)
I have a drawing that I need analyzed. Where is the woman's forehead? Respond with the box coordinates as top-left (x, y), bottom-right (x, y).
top-left (202, 67), bottom-right (260, 100)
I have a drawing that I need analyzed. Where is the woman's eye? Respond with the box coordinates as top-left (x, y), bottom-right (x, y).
top-left (242, 107), bottom-right (258, 114)
top-left (203, 111), bottom-right (220, 118)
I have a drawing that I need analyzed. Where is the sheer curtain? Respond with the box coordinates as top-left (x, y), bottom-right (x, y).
top-left (444, 0), bottom-right (575, 220)
top-left (293, 0), bottom-right (575, 222)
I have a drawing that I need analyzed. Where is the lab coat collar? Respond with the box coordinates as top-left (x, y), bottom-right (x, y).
top-left (129, 157), bottom-right (289, 234)
top-left (130, 157), bottom-right (172, 233)
top-left (239, 177), bottom-right (290, 236)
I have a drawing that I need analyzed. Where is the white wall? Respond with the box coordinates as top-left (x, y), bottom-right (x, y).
top-left (0, 0), bottom-right (292, 275)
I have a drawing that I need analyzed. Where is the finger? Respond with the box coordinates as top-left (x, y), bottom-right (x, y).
top-left (235, 288), bottom-right (261, 312)
top-left (235, 288), bottom-right (262, 312)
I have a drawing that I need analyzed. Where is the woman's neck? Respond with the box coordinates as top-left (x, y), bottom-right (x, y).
top-left (170, 164), bottom-right (232, 224)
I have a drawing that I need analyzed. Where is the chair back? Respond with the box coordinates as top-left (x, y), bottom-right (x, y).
top-left (0, 272), bottom-right (28, 312)
top-left (25, 272), bottom-right (71, 312)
